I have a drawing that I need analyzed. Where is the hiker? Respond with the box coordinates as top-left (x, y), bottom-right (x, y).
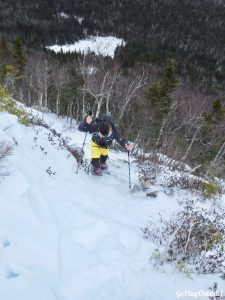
top-left (78, 113), bottom-right (132, 175)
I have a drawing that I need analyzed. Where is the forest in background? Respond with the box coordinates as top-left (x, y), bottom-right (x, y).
top-left (0, 0), bottom-right (225, 91)
top-left (0, 0), bottom-right (225, 178)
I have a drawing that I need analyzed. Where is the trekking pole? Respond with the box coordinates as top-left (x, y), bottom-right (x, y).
top-left (76, 110), bottom-right (92, 174)
top-left (128, 150), bottom-right (132, 190)
top-left (76, 131), bottom-right (88, 174)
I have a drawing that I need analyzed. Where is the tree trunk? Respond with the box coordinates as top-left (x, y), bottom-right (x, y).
top-left (43, 59), bottom-right (48, 109)
top-left (56, 91), bottom-right (60, 116)
top-left (95, 72), bottom-right (108, 118)
top-left (38, 92), bottom-right (43, 107)
top-left (156, 117), bottom-right (167, 148)
top-left (206, 139), bottom-right (225, 176)
top-left (181, 124), bottom-right (202, 161)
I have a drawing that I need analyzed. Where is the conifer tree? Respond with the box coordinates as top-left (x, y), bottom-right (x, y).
top-left (0, 38), bottom-right (11, 84)
top-left (145, 59), bottom-right (178, 149)
top-left (0, 38), bottom-right (11, 64)
top-left (199, 99), bottom-right (225, 176)
top-left (12, 36), bottom-right (26, 78)
top-left (59, 67), bottom-right (84, 121)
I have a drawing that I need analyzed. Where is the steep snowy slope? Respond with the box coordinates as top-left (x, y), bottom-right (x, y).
top-left (0, 110), bottom-right (224, 300)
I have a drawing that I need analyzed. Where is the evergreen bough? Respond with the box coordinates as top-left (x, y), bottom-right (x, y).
top-left (0, 84), bottom-right (30, 125)
top-left (143, 200), bottom-right (225, 274)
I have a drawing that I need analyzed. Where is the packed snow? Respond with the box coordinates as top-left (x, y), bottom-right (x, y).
top-left (46, 36), bottom-right (124, 58)
top-left (0, 109), bottom-right (224, 300)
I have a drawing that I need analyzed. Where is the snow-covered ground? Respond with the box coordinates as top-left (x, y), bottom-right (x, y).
top-left (46, 36), bottom-right (124, 58)
top-left (0, 109), bottom-right (224, 300)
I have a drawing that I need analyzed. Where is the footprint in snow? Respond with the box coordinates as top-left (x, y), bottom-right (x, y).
top-left (5, 264), bottom-right (29, 280)
top-left (5, 269), bottom-right (20, 279)
top-left (2, 240), bottom-right (10, 248)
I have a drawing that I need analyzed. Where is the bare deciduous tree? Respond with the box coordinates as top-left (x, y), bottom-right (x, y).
top-left (24, 52), bottom-right (51, 110)
top-left (118, 71), bottom-right (148, 122)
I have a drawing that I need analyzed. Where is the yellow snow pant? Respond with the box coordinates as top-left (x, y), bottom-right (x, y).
top-left (90, 141), bottom-right (109, 158)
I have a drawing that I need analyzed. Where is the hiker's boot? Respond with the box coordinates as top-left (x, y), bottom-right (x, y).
top-left (100, 162), bottom-right (108, 170)
top-left (92, 167), bottom-right (102, 176)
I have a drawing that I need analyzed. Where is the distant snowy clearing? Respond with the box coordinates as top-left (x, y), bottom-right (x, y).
top-left (46, 36), bottom-right (125, 58)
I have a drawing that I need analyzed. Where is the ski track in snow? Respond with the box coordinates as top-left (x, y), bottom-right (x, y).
top-left (0, 111), bottom-right (224, 300)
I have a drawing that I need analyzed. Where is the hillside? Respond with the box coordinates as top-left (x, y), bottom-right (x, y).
top-left (0, 107), bottom-right (225, 299)
top-left (1, 0), bottom-right (225, 178)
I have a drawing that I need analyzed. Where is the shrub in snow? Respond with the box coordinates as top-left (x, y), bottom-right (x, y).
top-left (0, 85), bottom-right (30, 125)
top-left (201, 182), bottom-right (221, 199)
top-left (137, 154), bottom-right (165, 184)
top-left (175, 259), bottom-right (192, 277)
top-left (167, 175), bottom-right (222, 200)
top-left (0, 141), bottom-right (13, 181)
top-left (142, 200), bottom-right (225, 274)
top-left (30, 116), bottom-right (86, 165)
top-left (137, 155), bottom-right (222, 199)
top-left (136, 152), bottom-right (191, 183)
top-left (166, 173), bottom-right (203, 190)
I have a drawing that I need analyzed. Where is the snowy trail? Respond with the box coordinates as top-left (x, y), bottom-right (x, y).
top-left (0, 111), bottom-right (224, 300)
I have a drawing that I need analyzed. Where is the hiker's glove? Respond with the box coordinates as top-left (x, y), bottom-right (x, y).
top-left (124, 141), bottom-right (132, 151)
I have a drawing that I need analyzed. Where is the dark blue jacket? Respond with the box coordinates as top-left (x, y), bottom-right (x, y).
top-left (78, 118), bottom-right (126, 148)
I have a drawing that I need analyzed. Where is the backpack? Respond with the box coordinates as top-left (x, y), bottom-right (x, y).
top-left (95, 113), bottom-right (113, 124)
